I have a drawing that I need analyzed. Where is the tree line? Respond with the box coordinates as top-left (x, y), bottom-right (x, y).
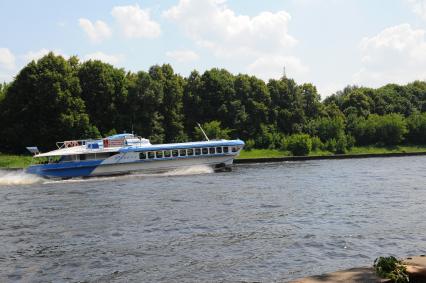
top-left (0, 52), bottom-right (426, 154)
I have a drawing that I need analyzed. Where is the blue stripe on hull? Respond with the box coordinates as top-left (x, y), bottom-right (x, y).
top-left (26, 160), bottom-right (102, 178)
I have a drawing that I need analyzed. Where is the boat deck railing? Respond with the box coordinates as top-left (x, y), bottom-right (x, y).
top-left (56, 139), bottom-right (97, 149)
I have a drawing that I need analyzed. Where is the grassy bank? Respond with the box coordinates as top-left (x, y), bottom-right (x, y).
top-left (0, 154), bottom-right (33, 169)
top-left (238, 145), bottom-right (426, 159)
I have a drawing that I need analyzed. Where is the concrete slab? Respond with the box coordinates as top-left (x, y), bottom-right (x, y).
top-left (403, 256), bottom-right (426, 282)
top-left (289, 267), bottom-right (389, 283)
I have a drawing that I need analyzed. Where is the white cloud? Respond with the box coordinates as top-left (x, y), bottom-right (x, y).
top-left (83, 51), bottom-right (124, 65)
top-left (23, 48), bottom-right (67, 62)
top-left (0, 48), bottom-right (16, 70)
top-left (163, 0), bottom-right (307, 81)
top-left (111, 4), bottom-right (161, 38)
top-left (317, 82), bottom-right (346, 98)
top-left (166, 50), bottom-right (199, 62)
top-left (407, 0), bottom-right (426, 20)
top-left (247, 55), bottom-right (308, 81)
top-left (78, 18), bottom-right (112, 43)
top-left (354, 24), bottom-right (426, 87)
top-left (163, 0), bottom-right (297, 57)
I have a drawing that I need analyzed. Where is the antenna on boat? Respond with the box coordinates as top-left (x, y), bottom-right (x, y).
top-left (197, 123), bottom-right (210, 141)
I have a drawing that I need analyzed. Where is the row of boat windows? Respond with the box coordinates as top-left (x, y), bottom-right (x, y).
top-left (61, 152), bottom-right (117, 162)
top-left (140, 146), bottom-right (238, 160)
top-left (57, 146), bottom-right (238, 162)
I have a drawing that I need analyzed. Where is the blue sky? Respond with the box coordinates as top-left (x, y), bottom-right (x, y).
top-left (1, 0), bottom-right (426, 97)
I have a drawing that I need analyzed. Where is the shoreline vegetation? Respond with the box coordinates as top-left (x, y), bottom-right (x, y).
top-left (2, 145), bottom-right (426, 169)
top-left (1, 52), bottom-right (426, 158)
top-left (238, 144), bottom-right (426, 159)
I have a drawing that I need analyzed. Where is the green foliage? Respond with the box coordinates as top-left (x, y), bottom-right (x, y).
top-left (310, 136), bottom-right (323, 151)
top-left (255, 124), bottom-right (283, 149)
top-left (373, 256), bottom-right (409, 283)
top-left (244, 139), bottom-right (255, 151)
top-left (1, 52), bottom-right (426, 153)
top-left (0, 82), bottom-right (9, 102)
top-left (0, 154), bottom-right (33, 168)
top-left (406, 112), bottom-right (426, 144)
top-left (325, 138), bottom-right (337, 152)
top-left (335, 134), bottom-right (348, 154)
top-left (284, 134), bottom-right (312, 156)
top-left (78, 60), bottom-right (127, 135)
top-left (353, 114), bottom-right (407, 146)
top-left (194, 121), bottom-right (230, 140)
top-left (308, 116), bottom-right (345, 142)
top-left (0, 52), bottom-right (98, 153)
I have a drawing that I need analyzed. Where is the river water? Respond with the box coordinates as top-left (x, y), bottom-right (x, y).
top-left (1, 156), bottom-right (426, 282)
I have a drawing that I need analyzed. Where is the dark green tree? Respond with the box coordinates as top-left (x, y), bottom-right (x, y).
top-left (127, 70), bottom-right (165, 143)
top-left (0, 52), bottom-right (98, 152)
top-left (194, 121), bottom-right (230, 140)
top-left (406, 112), bottom-right (426, 144)
top-left (183, 70), bottom-right (203, 138)
top-left (268, 77), bottom-right (306, 134)
top-left (152, 64), bottom-right (186, 142)
top-left (78, 60), bottom-right (128, 135)
top-left (300, 83), bottom-right (323, 120)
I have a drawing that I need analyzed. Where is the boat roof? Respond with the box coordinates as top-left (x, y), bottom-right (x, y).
top-left (35, 145), bottom-right (120, 157)
top-left (107, 133), bottom-right (134, 139)
top-left (119, 139), bottom-right (244, 153)
top-left (34, 139), bottom-right (244, 158)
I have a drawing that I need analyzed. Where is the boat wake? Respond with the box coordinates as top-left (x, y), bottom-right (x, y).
top-left (0, 165), bottom-right (215, 186)
top-left (0, 169), bottom-right (43, 186)
top-left (44, 165), bottom-right (215, 185)
top-left (158, 165), bottom-right (214, 176)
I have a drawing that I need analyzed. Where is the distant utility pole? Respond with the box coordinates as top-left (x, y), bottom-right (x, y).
top-left (282, 66), bottom-right (287, 78)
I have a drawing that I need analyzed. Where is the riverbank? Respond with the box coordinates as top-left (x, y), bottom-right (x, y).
top-left (237, 145), bottom-right (426, 159)
top-left (1, 145), bottom-right (426, 168)
top-left (0, 154), bottom-right (33, 169)
top-left (235, 145), bottom-right (426, 163)
top-left (290, 256), bottom-right (426, 283)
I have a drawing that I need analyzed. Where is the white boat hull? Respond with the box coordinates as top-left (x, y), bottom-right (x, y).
top-left (91, 154), bottom-right (234, 176)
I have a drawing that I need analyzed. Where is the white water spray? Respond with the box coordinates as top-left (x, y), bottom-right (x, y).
top-left (161, 165), bottom-right (214, 176)
top-left (0, 165), bottom-right (215, 186)
top-left (0, 170), bottom-right (43, 186)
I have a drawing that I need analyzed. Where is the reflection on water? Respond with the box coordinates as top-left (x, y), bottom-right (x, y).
top-left (1, 158), bottom-right (426, 282)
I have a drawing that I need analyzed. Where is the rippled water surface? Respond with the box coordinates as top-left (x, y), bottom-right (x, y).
top-left (1, 157), bottom-right (426, 282)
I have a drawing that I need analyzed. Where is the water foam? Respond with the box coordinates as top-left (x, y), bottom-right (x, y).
top-left (0, 165), bottom-right (215, 186)
top-left (0, 169), bottom-right (43, 186)
top-left (161, 165), bottom-right (214, 176)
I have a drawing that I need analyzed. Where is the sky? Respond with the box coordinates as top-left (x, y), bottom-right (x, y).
top-left (1, 0), bottom-right (426, 97)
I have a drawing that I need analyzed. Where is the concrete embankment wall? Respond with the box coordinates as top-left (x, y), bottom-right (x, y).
top-left (235, 151), bottom-right (426, 164)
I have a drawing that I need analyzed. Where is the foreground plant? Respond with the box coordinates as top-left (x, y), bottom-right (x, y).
top-left (374, 256), bottom-right (409, 283)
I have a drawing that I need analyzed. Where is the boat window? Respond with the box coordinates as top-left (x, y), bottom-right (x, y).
top-left (96, 153), bottom-right (111, 159)
top-left (202, 148), bottom-right (208, 155)
top-left (187, 148), bottom-right (194, 156)
top-left (223, 147), bottom-right (229, 153)
top-left (232, 147), bottom-right (238, 152)
top-left (156, 151), bottom-right (163, 158)
top-left (148, 152), bottom-right (155, 159)
top-left (209, 147), bottom-right (216, 154)
top-left (109, 152), bottom-right (119, 157)
top-left (216, 147), bottom-right (222, 154)
top-left (80, 154), bottom-right (86, 161)
top-left (172, 150), bottom-right (179, 157)
top-left (140, 152), bottom-right (147, 160)
top-left (164, 150), bottom-right (171, 158)
top-left (195, 148), bottom-right (201, 155)
top-left (179, 149), bottom-right (187, 156)
top-left (83, 154), bottom-right (95, 160)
